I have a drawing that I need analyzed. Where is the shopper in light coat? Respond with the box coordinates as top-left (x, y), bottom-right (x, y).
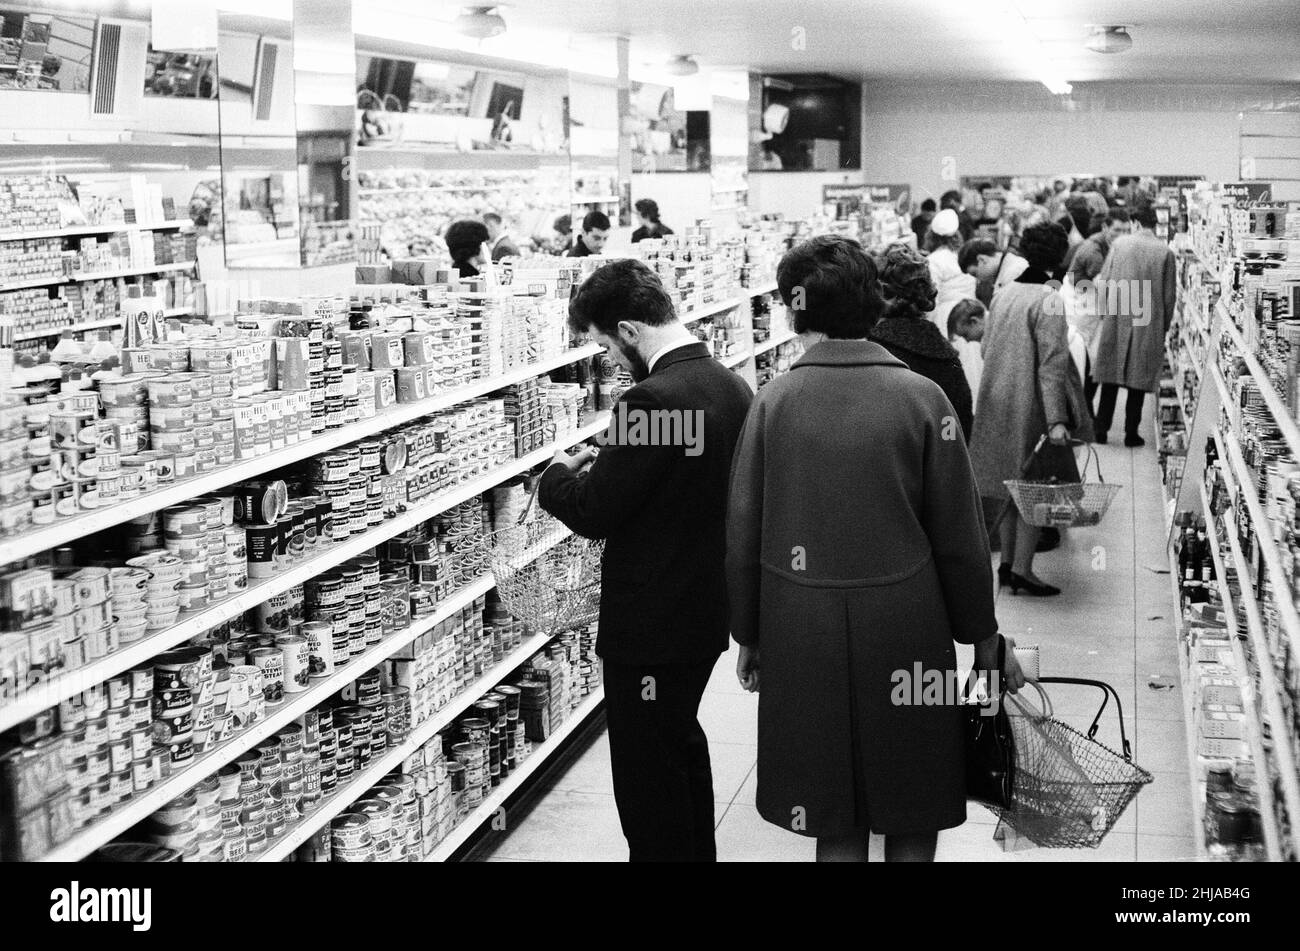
top-left (1090, 203), bottom-right (1177, 447)
top-left (727, 235), bottom-right (1023, 862)
top-left (968, 221), bottom-right (1094, 597)
top-left (923, 209), bottom-right (977, 335)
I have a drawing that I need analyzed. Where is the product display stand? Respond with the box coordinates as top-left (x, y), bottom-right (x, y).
top-left (1164, 186), bottom-right (1300, 861)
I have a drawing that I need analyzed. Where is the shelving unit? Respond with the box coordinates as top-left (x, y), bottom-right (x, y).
top-left (13, 317), bottom-right (123, 341)
top-left (424, 686), bottom-right (605, 861)
top-left (720, 348), bottom-right (752, 369)
top-left (0, 219), bottom-right (193, 243)
top-left (0, 344), bottom-right (604, 566)
top-left (37, 574), bottom-right (477, 861)
top-left (1166, 540), bottom-right (1208, 859)
top-left (257, 630), bottom-right (555, 862)
top-left (1213, 426), bottom-right (1300, 854)
top-left (754, 329), bottom-right (796, 356)
top-left (0, 414), bottom-right (610, 733)
top-left (1200, 482), bottom-right (1285, 861)
top-left (1220, 306), bottom-right (1300, 459)
top-left (0, 260), bottom-right (197, 293)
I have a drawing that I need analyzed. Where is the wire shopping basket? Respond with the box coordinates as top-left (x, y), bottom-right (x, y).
top-left (992, 677), bottom-right (1153, 849)
top-left (483, 481), bottom-right (604, 637)
top-left (1004, 437), bottom-right (1122, 529)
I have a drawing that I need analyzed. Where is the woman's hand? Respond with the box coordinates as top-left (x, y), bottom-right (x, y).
top-left (736, 644), bottom-right (760, 693)
top-left (1048, 423), bottom-right (1070, 445)
top-left (974, 634), bottom-right (1025, 694)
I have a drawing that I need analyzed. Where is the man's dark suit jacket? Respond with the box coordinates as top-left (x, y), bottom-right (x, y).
top-left (539, 342), bottom-right (754, 665)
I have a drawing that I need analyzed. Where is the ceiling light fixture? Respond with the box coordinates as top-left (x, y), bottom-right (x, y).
top-left (984, 0), bottom-right (1072, 95)
top-left (1085, 25), bottom-right (1134, 54)
top-left (665, 54), bottom-right (699, 77)
top-left (454, 5), bottom-right (507, 40)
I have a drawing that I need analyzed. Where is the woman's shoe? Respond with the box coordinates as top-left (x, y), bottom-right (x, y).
top-left (997, 563), bottom-right (1013, 588)
top-left (1008, 572), bottom-right (1061, 596)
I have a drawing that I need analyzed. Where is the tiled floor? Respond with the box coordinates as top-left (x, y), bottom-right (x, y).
top-left (478, 438), bottom-right (1197, 862)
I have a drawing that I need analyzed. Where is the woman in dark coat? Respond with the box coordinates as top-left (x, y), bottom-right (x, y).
top-left (871, 242), bottom-right (974, 441)
top-left (727, 235), bottom-right (1024, 862)
top-left (967, 221), bottom-right (1094, 596)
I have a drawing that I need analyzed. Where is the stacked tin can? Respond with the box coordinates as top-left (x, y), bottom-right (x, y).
top-left (404, 738), bottom-right (455, 856)
top-left (152, 644), bottom-right (215, 767)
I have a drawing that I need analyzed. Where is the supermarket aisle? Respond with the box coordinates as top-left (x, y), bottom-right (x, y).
top-left (479, 439), bottom-right (1197, 862)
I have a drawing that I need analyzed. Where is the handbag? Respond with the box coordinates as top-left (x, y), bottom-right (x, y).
top-left (963, 634), bottom-right (1016, 810)
top-left (1022, 436), bottom-right (1082, 485)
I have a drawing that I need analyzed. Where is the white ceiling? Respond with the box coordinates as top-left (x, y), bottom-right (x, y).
top-left (449, 0), bottom-right (1300, 85)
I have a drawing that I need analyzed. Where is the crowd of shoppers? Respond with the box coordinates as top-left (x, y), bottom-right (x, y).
top-left (500, 178), bottom-right (1167, 863)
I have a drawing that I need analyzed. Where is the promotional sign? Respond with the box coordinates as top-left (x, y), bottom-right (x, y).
top-left (1222, 182), bottom-right (1273, 207)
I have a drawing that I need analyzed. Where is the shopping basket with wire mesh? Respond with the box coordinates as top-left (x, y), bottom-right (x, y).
top-left (992, 677), bottom-right (1153, 849)
top-left (483, 481), bottom-right (604, 637)
top-left (1003, 437), bottom-right (1122, 529)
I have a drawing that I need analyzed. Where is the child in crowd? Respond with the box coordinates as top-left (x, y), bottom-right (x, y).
top-left (947, 299), bottom-right (985, 413)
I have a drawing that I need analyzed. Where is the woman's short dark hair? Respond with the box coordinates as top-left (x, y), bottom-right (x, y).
top-left (1018, 221), bottom-right (1070, 271)
top-left (568, 259), bottom-right (676, 337)
top-left (1106, 208), bottom-right (1131, 226)
top-left (957, 238), bottom-right (997, 273)
top-left (876, 242), bottom-right (937, 319)
top-left (553, 214), bottom-right (572, 235)
top-left (920, 198), bottom-right (936, 213)
top-left (776, 235), bottom-right (884, 339)
top-left (445, 219), bottom-right (490, 266)
top-left (633, 198), bottom-right (660, 223)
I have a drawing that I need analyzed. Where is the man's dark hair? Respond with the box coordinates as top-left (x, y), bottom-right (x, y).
top-left (957, 238), bottom-right (997, 273)
top-left (920, 198), bottom-right (936, 213)
top-left (1131, 202), bottom-right (1158, 229)
top-left (444, 219), bottom-right (490, 267)
top-left (483, 212), bottom-right (503, 227)
top-left (581, 210), bottom-right (611, 232)
top-left (1018, 221), bottom-right (1070, 271)
top-left (1061, 195), bottom-right (1091, 237)
top-left (568, 259), bottom-right (676, 336)
top-left (1106, 207), bottom-right (1131, 226)
top-left (633, 198), bottom-right (660, 223)
top-left (776, 235), bottom-right (884, 339)
top-left (940, 190), bottom-right (961, 209)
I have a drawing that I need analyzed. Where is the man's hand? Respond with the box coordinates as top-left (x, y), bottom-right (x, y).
top-left (736, 644), bottom-right (760, 692)
top-left (550, 446), bottom-right (598, 473)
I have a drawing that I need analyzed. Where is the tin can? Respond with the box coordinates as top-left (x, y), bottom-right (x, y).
top-left (248, 648), bottom-right (284, 704)
top-left (302, 621), bottom-right (334, 678)
top-left (275, 635), bottom-right (310, 693)
top-left (130, 757), bottom-right (154, 793)
top-left (330, 812), bottom-right (373, 861)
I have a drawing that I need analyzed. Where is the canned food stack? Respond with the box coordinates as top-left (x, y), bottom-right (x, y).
top-left (0, 660), bottom-right (160, 859)
top-left (543, 382), bottom-right (582, 441)
top-left (384, 594), bottom-right (487, 727)
top-left (499, 376), bottom-right (548, 457)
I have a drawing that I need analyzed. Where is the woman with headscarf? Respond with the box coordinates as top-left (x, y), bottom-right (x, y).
top-left (923, 208), bottom-right (978, 336)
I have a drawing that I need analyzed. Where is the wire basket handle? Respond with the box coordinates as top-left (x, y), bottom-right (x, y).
top-left (1037, 676), bottom-right (1133, 759)
top-left (1077, 442), bottom-right (1106, 483)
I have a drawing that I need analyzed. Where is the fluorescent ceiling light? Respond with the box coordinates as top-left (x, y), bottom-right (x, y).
top-left (934, 0), bottom-right (1072, 95)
